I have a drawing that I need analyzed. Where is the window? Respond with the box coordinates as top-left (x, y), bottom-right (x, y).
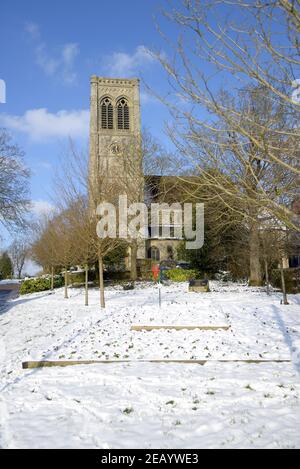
top-left (117, 98), bottom-right (129, 130)
top-left (289, 255), bottom-right (300, 268)
top-left (101, 97), bottom-right (113, 129)
top-left (167, 245), bottom-right (174, 260)
top-left (148, 246), bottom-right (160, 261)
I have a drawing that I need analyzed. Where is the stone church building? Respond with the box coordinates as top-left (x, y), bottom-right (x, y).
top-left (89, 75), bottom-right (300, 275)
top-left (89, 75), bottom-right (182, 264)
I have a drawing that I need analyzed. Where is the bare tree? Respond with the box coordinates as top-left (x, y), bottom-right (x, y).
top-left (31, 214), bottom-right (60, 290)
top-left (0, 129), bottom-right (30, 231)
top-left (9, 237), bottom-right (29, 279)
top-left (189, 0), bottom-right (300, 110)
top-left (149, 2), bottom-right (300, 284)
top-left (52, 208), bottom-right (78, 299)
top-left (150, 0), bottom-right (299, 225)
top-left (260, 223), bottom-right (291, 304)
top-left (54, 141), bottom-right (123, 308)
top-left (142, 128), bottom-right (186, 177)
top-left (163, 85), bottom-right (297, 284)
top-left (88, 157), bottom-right (126, 307)
top-left (62, 196), bottom-right (97, 306)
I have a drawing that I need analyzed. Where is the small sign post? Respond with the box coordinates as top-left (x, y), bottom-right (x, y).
top-left (152, 263), bottom-right (161, 308)
top-left (152, 263), bottom-right (160, 281)
top-left (158, 282), bottom-right (161, 308)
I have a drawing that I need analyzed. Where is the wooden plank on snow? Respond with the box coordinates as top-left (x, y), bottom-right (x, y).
top-left (22, 359), bottom-right (291, 369)
top-left (130, 325), bottom-right (231, 331)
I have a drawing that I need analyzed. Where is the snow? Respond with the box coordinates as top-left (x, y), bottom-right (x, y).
top-left (0, 281), bottom-right (300, 448)
top-left (0, 279), bottom-right (21, 285)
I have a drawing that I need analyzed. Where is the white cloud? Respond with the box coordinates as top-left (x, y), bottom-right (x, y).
top-left (60, 43), bottom-right (80, 84)
top-left (25, 23), bottom-right (79, 84)
top-left (62, 43), bottom-right (79, 67)
top-left (25, 21), bottom-right (40, 40)
top-left (0, 108), bottom-right (90, 141)
top-left (105, 45), bottom-right (155, 76)
top-left (35, 42), bottom-right (79, 84)
top-left (35, 43), bottom-right (60, 76)
top-left (30, 200), bottom-right (55, 217)
top-left (61, 43), bottom-right (79, 84)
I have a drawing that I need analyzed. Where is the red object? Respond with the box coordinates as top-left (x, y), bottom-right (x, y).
top-left (152, 264), bottom-right (160, 280)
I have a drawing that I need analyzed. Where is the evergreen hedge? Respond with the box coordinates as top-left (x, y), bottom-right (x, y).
top-left (165, 268), bottom-right (199, 282)
top-left (20, 276), bottom-right (63, 294)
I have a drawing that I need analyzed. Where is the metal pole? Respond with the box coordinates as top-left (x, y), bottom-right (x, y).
top-left (158, 282), bottom-right (161, 308)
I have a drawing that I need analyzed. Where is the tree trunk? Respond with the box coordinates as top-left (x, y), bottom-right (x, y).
top-left (130, 240), bottom-right (138, 281)
top-left (264, 258), bottom-right (270, 295)
top-left (64, 268), bottom-right (68, 299)
top-left (98, 254), bottom-right (105, 308)
top-left (249, 225), bottom-right (263, 286)
top-left (51, 266), bottom-right (54, 291)
top-left (18, 257), bottom-right (26, 279)
top-left (85, 263), bottom-right (89, 306)
top-left (280, 258), bottom-right (289, 305)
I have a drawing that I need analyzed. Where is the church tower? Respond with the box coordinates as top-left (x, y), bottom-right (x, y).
top-left (89, 76), bottom-right (145, 262)
top-left (89, 76), bottom-right (143, 205)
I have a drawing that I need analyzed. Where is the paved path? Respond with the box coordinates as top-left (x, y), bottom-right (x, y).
top-left (0, 283), bottom-right (20, 311)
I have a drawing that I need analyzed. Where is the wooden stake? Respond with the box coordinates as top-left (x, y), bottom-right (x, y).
top-left (98, 254), bottom-right (105, 308)
top-left (130, 325), bottom-right (231, 331)
top-left (64, 268), bottom-right (68, 299)
top-left (280, 258), bottom-right (289, 305)
top-left (85, 263), bottom-right (88, 306)
top-left (51, 266), bottom-right (54, 291)
top-left (22, 359), bottom-right (291, 369)
top-left (264, 258), bottom-right (270, 295)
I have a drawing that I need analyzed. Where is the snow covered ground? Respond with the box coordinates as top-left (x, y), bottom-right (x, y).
top-left (0, 281), bottom-right (300, 448)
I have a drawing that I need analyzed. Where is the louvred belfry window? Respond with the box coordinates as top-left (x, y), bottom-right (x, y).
top-left (117, 98), bottom-right (130, 130)
top-left (101, 97), bottom-right (113, 129)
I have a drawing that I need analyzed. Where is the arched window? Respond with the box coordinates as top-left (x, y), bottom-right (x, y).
top-left (117, 98), bottom-right (129, 130)
top-left (101, 97), bottom-right (113, 129)
top-left (167, 245), bottom-right (174, 260)
top-left (148, 246), bottom-right (160, 261)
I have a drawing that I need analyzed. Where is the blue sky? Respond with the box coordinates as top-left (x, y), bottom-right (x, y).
top-left (0, 0), bottom-right (175, 247)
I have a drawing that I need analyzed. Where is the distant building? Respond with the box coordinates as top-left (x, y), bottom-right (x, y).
top-left (289, 198), bottom-right (300, 268)
top-left (89, 76), bottom-right (183, 263)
